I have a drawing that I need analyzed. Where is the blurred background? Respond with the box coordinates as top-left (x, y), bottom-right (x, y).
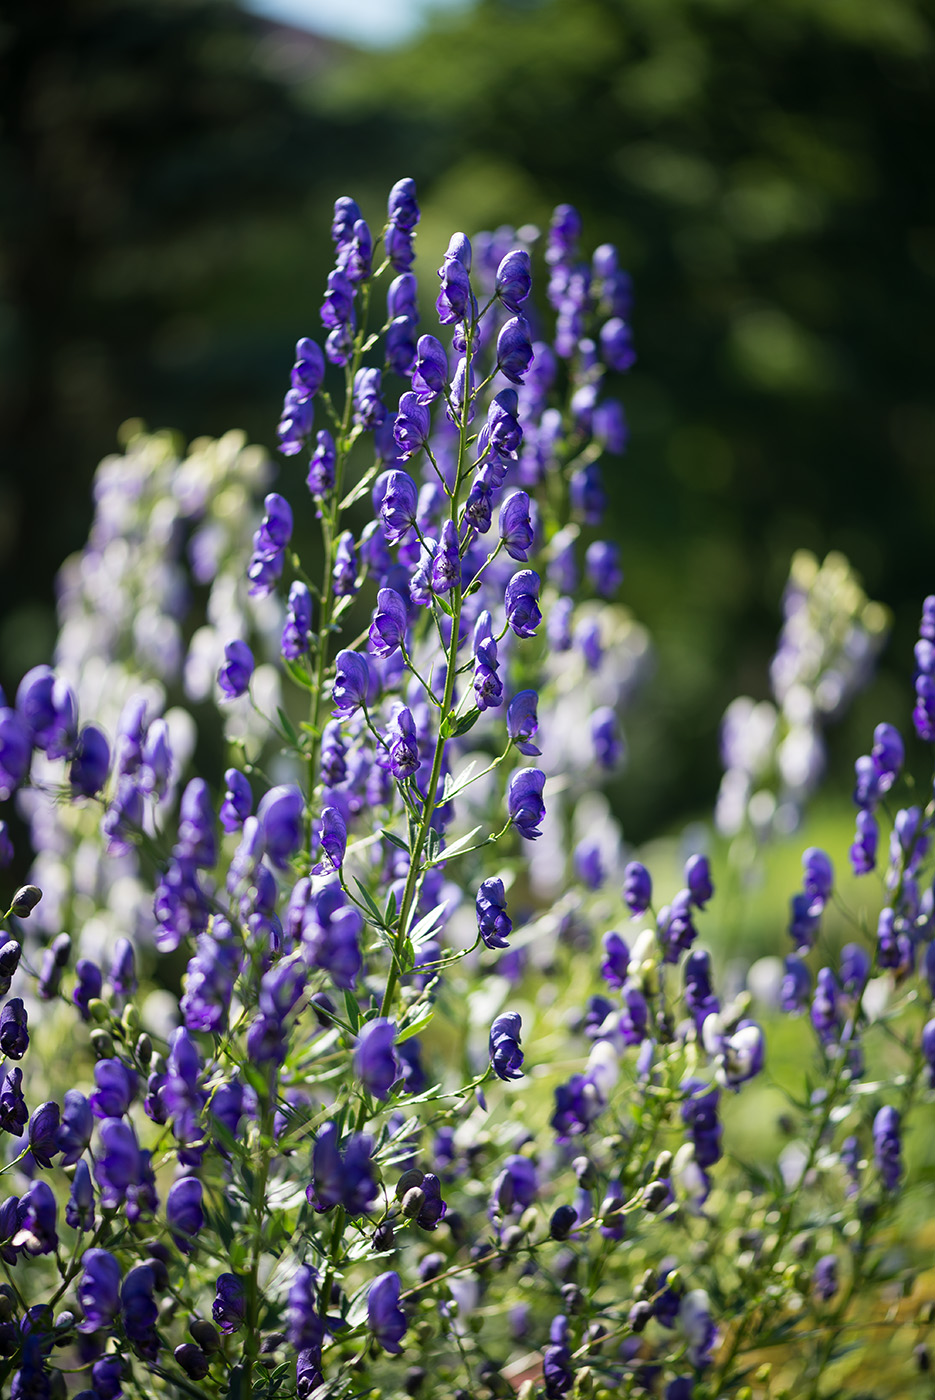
top-left (2, 0), bottom-right (934, 844)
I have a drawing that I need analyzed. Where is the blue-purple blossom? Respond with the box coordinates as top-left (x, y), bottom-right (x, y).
top-left (600, 931), bottom-right (630, 988)
top-left (496, 316), bottom-right (534, 384)
top-left (319, 806), bottom-right (347, 871)
top-left (623, 861), bottom-right (652, 915)
top-left (354, 368), bottom-right (385, 430)
top-left (507, 767), bottom-right (546, 840)
top-left (16, 1181), bottom-right (58, 1255)
top-left (585, 541), bottom-right (622, 597)
top-left (368, 1271), bottom-right (407, 1354)
top-left (0, 707), bottom-right (31, 801)
top-left (506, 690), bottom-right (541, 756)
top-left (282, 582), bottom-right (313, 661)
top-left (369, 588), bottom-right (408, 658)
top-left (386, 706), bottom-right (419, 780)
top-left (599, 316), bottom-right (636, 372)
top-left (430, 520), bottom-right (461, 595)
top-left (591, 707), bottom-right (623, 768)
top-left (308, 1121), bottom-right (378, 1215)
top-left (0, 998), bottom-right (28, 1059)
top-left (217, 640), bottom-right (254, 699)
top-left (476, 878), bottom-right (512, 950)
top-left (812, 1255), bottom-right (839, 1302)
top-left (77, 1249), bottom-right (121, 1333)
top-left (213, 1274), bottom-right (245, 1334)
top-left (94, 1118), bottom-right (141, 1209)
top-left (15, 665), bottom-right (78, 758)
top-left (66, 1160), bottom-right (95, 1232)
top-left (504, 570), bottom-right (542, 639)
top-left (256, 784), bottom-right (304, 869)
top-left (380, 470), bottom-right (419, 544)
top-left (499, 491), bottom-right (534, 562)
top-left (495, 249), bottom-right (532, 312)
top-left (393, 392), bottom-right (431, 461)
top-left (473, 636), bottom-right (502, 710)
top-left (569, 462), bottom-right (606, 525)
top-left (278, 389), bottom-right (314, 455)
top-left (411, 335), bottom-right (448, 402)
top-left (355, 1019), bottom-right (399, 1099)
top-left (69, 724), bottom-right (110, 797)
top-left (332, 650), bottom-right (370, 717)
top-left (167, 1175), bottom-right (204, 1252)
top-left (873, 1105), bottom-right (902, 1190)
top-left (436, 251), bottom-right (473, 325)
top-left (121, 1263), bottom-right (158, 1359)
top-left (288, 1265), bottom-right (324, 1352)
top-left (307, 429), bottom-right (337, 496)
top-left (489, 1011), bottom-right (524, 1080)
top-left (73, 960), bottom-right (102, 1021)
top-left (57, 1090), bottom-right (93, 1166)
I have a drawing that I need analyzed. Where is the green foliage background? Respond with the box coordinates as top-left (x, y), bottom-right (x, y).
top-left (2, 0), bottom-right (934, 841)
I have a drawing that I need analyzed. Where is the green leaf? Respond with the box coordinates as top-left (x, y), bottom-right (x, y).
top-left (381, 828), bottom-right (410, 853)
top-left (397, 1008), bottom-right (435, 1044)
top-left (277, 707), bottom-right (299, 744)
top-left (282, 658), bottom-right (315, 692)
top-left (429, 824), bottom-right (483, 864)
top-left (407, 900), bottom-right (449, 945)
top-left (343, 990), bottom-right (360, 1033)
top-left (339, 468), bottom-right (377, 511)
top-left (452, 707), bottom-right (481, 738)
top-left (353, 878), bottom-right (384, 924)
top-left (384, 889), bottom-right (398, 926)
top-left (443, 757), bottom-right (481, 802)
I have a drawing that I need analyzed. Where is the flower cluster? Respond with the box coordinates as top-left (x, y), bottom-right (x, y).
top-left (0, 180), bottom-right (929, 1400)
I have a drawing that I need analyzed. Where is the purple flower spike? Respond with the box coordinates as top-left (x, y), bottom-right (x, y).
top-left (495, 249), bottom-right (532, 312)
top-left (489, 1011), bottom-right (524, 1080)
top-left (802, 847), bottom-right (833, 902)
top-left (288, 1265), bottom-right (324, 1352)
top-left (585, 541), bottom-right (622, 597)
top-left (388, 176), bottom-right (420, 230)
top-left (368, 1271), bottom-right (407, 1354)
top-left (332, 650), bottom-right (370, 717)
top-left (600, 931), bottom-right (630, 989)
top-left (218, 640), bottom-right (254, 700)
top-left (15, 1180), bottom-right (58, 1255)
top-left (499, 491), bottom-right (534, 562)
top-left (496, 316), bottom-right (534, 384)
top-left (411, 335), bottom-right (448, 402)
top-left (354, 1018), bottom-right (399, 1100)
top-left (507, 767), bottom-right (546, 841)
top-left (504, 569), bottom-right (542, 639)
top-left (476, 877), bottom-right (512, 950)
top-left (871, 722), bottom-right (904, 790)
top-left (506, 690), bottom-right (541, 756)
top-left (28, 1101), bottom-right (61, 1169)
top-left (850, 809), bottom-right (878, 875)
top-left (257, 784), bottom-right (305, 869)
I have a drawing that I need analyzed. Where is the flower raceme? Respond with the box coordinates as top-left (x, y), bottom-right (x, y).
top-left (0, 176), bottom-right (924, 1400)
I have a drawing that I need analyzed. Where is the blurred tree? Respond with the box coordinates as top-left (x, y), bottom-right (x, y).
top-left (320, 0), bottom-right (935, 835)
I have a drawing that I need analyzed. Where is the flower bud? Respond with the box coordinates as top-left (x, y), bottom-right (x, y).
top-left (549, 1205), bottom-right (578, 1240)
top-left (174, 1343), bottom-right (210, 1380)
top-left (189, 1319), bottom-right (221, 1354)
top-left (395, 1168), bottom-right (425, 1200)
top-left (401, 1187), bottom-right (426, 1219)
top-left (10, 885), bottom-right (41, 917)
top-left (89, 1028), bottom-right (114, 1059)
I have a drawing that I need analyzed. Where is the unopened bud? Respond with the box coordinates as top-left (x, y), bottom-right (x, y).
top-left (88, 998), bottom-right (110, 1024)
top-left (395, 1168), bottom-right (425, 1200)
top-left (136, 1033), bottom-right (153, 1066)
top-left (402, 1187), bottom-right (426, 1219)
top-left (9, 885), bottom-right (41, 918)
top-left (652, 1151), bottom-right (672, 1179)
top-left (189, 1320), bottom-right (220, 1354)
top-left (174, 1343), bottom-right (210, 1380)
top-left (89, 1028), bottom-right (114, 1059)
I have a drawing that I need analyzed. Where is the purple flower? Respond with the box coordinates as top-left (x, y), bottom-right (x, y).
top-left (291, 336), bottom-right (326, 395)
top-left (15, 665), bottom-right (77, 758)
top-left (220, 769), bottom-right (252, 833)
top-left (386, 706), bottom-right (419, 780)
top-left (473, 636), bottom-right (502, 710)
top-left (386, 315), bottom-right (417, 374)
top-left (873, 1105), bottom-right (902, 1190)
top-left (388, 274), bottom-right (418, 324)
top-left (307, 429), bottom-right (337, 495)
top-left (368, 1271), bottom-right (407, 1354)
top-left (302, 883), bottom-right (363, 990)
top-left (600, 931), bottom-right (630, 989)
top-left (379, 470), bottom-right (419, 544)
top-left (355, 1019), bottom-right (399, 1099)
top-left (73, 960), bottom-right (102, 1021)
top-left (277, 388), bottom-right (314, 455)
top-left (69, 724), bottom-right (110, 797)
top-left (369, 588), bottom-right (408, 659)
top-left (599, 316), bottom-right (636, 372)
top-left (489, 1011), bottom-right (524, 1080)
top-left (507, 767), bottom-right (545, 840)
top-left (569, 462), bottom-right (606, 525)
top-left (0, 998), bottom-right (28, 1060)
top-left (342, 217), bottom-right (373, 284)
top-left (789, 891), bottom-right (823, 951)
top-left (476, 878), bottom-right (512, 950)
top-left (288, 1265), bottom-right (324, 1352)
top-left (176, 778), bottom-right (217, 869)
top-left (436, 254), bottom-right (473, 324)
top-left (308, 1121), bottom-right (378, 1215)
top-left (430, 520), bottom-right (461, 595)
top-left (506, 690), bottom-right (541, 756)
top-left (498, 491), bottom-right (534, 562)
top-left (812, 1254), bottom-right (839, 1302)
top-left (478, 388), bottom-right (523, 463)
top-left (282, 582), bottom-right (313, 660)
top-left (0, 708), bottom-right (31, 800)
top-left (213, 1273), bottom-right (245, 1334)
top-left (684, 854), bottom-right (714, 909)
top-left (411, 335), bottom-right (448, 402)
top-left (167, 1175), bottom-right (204, 1252)
top-left (802, 847), bottom-right (833, 902)
top-left (94, 1118), bottom-right (141, 1209)
top-left (388, 176), bottom-right (419, 230)
top-left (585, 541), bottom-right (622, 597)
top-left (592, 398), bottom-right (629, 453)
top-left (15, 1181), bottom-right (58, 1255)
top-left (0, 1067), bottom-right (27, 1135)
top-left (623, 861), bottom-right (652, 915)
top-left (393, 392), bottom-right (431, 461)
top-left (77, 1249), bottom-right (121, 1333)
top-left (108, 938), bottom-right (136, 999)
top-left (354, 367), bottom-right (385, 430)
top-left (57, 1090), bottom-right (93, 1166)
top-left (319, 806), bottom-right (347, 871)
top-left (121, 1263), bottom-right (158, 1359)
top-left (217, 640), bottom-right (254, 699)
top-left (66, 1160), bottom-right (95, 1232)
top-left (781, 955), bottom-right (811, 1013)
top-left (680, 1079), bottom-right (722, 1170)
top-left (90, 1058), bottom-right (137, 1120)
top-left (504, 569), bottom-right (542, 639)
top-left (332, 650), bottom-right (370, 717)
top-left (496, 316), bottom-right (534, 384)
top-left (332, 530), bottom-right (358, 597)
top-left (256, 785), bottom-right (304, 869)
top-left (495, 249), bottom-right (532, 312)
top-left (591, 708), bottom-right (623, 769)
top-left (849, 809), bottom-right (878, 875)
top-left (871, 722), bottom-right (904, 789)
